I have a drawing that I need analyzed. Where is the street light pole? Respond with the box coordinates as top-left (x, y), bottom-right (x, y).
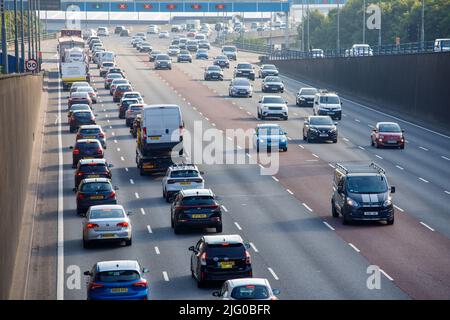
top-left (301, 0), bottom-right (304, 51)
top-left (34, 0), bottom-right (38, 62)
top-left (14, 0), bottom-right (19, 72)
top-left (337, 0), bottom-right (340, 53)
top-left (1, 0), bottom-right (8, 73)
top-left (20, 0), bottom-right (25, 71)
top-left (27, 0), bottom-right (31, 60)
top-left (37, 0), bottom-right (40, 71)
top-left (363, 0), bottom-right (366, 44)
top-left (306, 0), bottom-right (310, 51)
top-left (421, 0), bottom-right (425, 47)
top-left (378, 0), bottom-right (382, 47)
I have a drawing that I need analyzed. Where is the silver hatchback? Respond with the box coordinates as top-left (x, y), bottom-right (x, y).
top-left (82, 204), bottom-right (132, 248)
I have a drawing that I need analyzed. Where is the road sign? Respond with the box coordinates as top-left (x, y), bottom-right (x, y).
top-left (26, 59), bottom-right (38, 72)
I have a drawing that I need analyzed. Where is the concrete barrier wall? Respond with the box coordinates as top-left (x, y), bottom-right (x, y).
top-left (270, 53), bottom-right (450, 132)
top-left (0, 73), bottom-right (43, 299)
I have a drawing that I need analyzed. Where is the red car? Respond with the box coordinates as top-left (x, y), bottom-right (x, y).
top-left (371, 122), bottom-right (405, 149)
top-left (68, 92), bottom-right (92, 108)
top-left (113, 84), bottom-right (133, 102)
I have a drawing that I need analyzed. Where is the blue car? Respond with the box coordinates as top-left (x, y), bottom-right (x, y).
top-left (253, 124), bottom-right (288, 152)
top-left (196, 49), bottom-right (209, 60)
top-left (85, 260), bottom-right (149, 300)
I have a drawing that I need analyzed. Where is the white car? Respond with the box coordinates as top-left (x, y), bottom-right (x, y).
top-left (147, 25), bottom-right (159, 34)
top-left (167, 45), bottom-right (180, 56)
top-left (213, 278), bottom-right (280, 300)
top-left (313, 90), bottom-right (342, 120)
top-left (257, 95), bottom-right (288, 120)
top-left (162, 164), bottom-right (204, 202)
top-left (348, 44), bottom-right (373, 56)
top-left (120, 91), bottom-right (144, 104)
top-left (310, 49), bottom-right (324, 58)
top-left (82, 205), bottom-right (132, 248)
top-left (434, 38), bottom-right (450, 52)
top-left (159, 31), bottom-right (170, 39)
top-left (97, 27), bottom-right (109, 36)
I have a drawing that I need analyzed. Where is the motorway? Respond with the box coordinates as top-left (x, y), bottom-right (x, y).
top-left (34, 30), bottom-right (450, 300)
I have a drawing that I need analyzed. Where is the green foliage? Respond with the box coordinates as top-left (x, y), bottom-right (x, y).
top-left (297, 0), bottom-right (450, 50)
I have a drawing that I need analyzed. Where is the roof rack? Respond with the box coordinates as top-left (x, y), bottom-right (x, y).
top-left (369, 162), bottom-right (386, 174)
top-left (318, 89), bottom-right (328, 93)
top-left (335, 162), bottom-right (386, 175)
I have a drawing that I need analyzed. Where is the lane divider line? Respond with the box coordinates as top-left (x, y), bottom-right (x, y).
top-left (348, 243), bottom-right (361, 253)
top-left (302, 203), bottom-right (313, 212)
top-left (135, 192), bottom-right (140, 199)
top-left (163, 271), bottom-right (170, 281)
top-left (418, 177), bottom-right (429, 183)
top-left (155, 246), bottom-right (160, 255)
top-left (396, 165), bottom-right (404, 170)
top-left (129, 179), bottom-right (134, 185)
top-left (323, 221), bottom-right (335, 231)
top-left (140, 208), bottom-right (146, 215)
top-left (221, 205), bottom-right (228, 212)
top-left (272, 176), bottom-right (279, 182)
top-left (146, 225), bottom-right (152, 234)
top-left (380, 269), bottom-right (394, 281)
top-left (420, 222), bottom-right (435, 232)
top-left (234, 222), bottom-right (242, 230)
top-left (267, 267), bottom-right (279, 280)
top-left (249, 242), bottom-right (259, 253)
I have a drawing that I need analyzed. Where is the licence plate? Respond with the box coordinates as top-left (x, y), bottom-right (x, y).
top-left (90, 195), bottom-right (104, 200)
top-left (219, 261), bottom-right (235, 269)
top-left (111, 288), bottom-right (128, 293)
top-left (319, 134), bottom-right (329, 137)
top-left (179, 182), bottom-right (191, 186)
top-left (327, 112), bottom-right (335, 115)
top-left (150, 136), bottom-right (160, 140)
top-left (143, 164), bottom-right (155, 169)
top-left (85, 136), bottom-right (96, 139)
top-left (364, 212), bottom-right (378, 216)
top-left (387, 140), bottom-right (397, 144)
top-left (84, 157), bottom-right (94, 159)
top-left (191, 214), bottom-right (207, 219)
top-left (101, 233), bottom-right (116, 238)
top-left (88, 175), bottom-right (100, 178)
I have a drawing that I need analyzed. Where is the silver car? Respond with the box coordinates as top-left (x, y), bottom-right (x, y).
top-left (212, 278), bottom-right (280, 300)
top-left (82, 204), bottom-right (132, 248)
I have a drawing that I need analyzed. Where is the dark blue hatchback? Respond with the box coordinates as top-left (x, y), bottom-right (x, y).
top-left (76, 178), bottom-right (118, 215)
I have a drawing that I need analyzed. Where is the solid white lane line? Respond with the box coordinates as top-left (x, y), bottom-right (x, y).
top-left (114, 139), bottom-right (117, 143)
top-left (234, 222), bottom-right (242, 230)
top-left (396, 165), bottom-right (404, 170)
top-left (129, 179), bottom-right (134, 185)
top-left (445, 191), bottom-right (450, 195)
top-left (441, 156), bottom-right (450, 161)
top-left (394, 205), bottom-right (404, 212)
top-left (221, 205), bottom-right (228, 212)
top-left (125, 168), bottom-right (129, 172)
top-left (117, 147), bottom-right (120, 152)
top-left (155, 246), bottom-right (160, 255)
top-left (249, 242), bottom-right (259, 253)
top-left (286, 189), bottom-right (294, 195)
top-left (419, 146), bottom-right (429, 151)
top-left (135, 192), bottom-right (140, 199)
top-left (57, 68), bottom-right (64, 300)
top-left (380, 269), bottom-right (394, 281)
top-left (358, 146), bottom-right (365, 150)
top-left (163, 271), bottom-right (170, 281)
top-left (140, 208), bottom-right (146, 215)
top-left (418, 177), bottom-right (429, 183)
top-left (272, 176), bottom-right (279, 182)
top-left (375, 155), bottom-right (383, 159)
top-left (343, 138), bottom-right (349, 142)
top-left (323, 221), bottom-right (335, 231)
top-left (298, 145), bottom-right (305, 149)
top-left (302, 203), bottom-right (313, 212)
top-left (348, 243), bottom-right (361, 253)
top-left (146, 225), bottom-right (152, 233)
top-left (267, 268), bottom-right (279, 280)
top-left (120, 156), bottom-right (125, 161)
top-left (420, 222), bottom-right (435, 232)
top-left (312, 153), bottom-right (319, 158)
top-left (328, 163), bottom-right (336, 169)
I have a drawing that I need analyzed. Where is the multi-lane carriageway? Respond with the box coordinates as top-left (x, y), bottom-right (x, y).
top-left (35, 32), bottom-right (450, 300)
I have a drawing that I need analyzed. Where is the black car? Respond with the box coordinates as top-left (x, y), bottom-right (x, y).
top-left (189, 234), bottom-right (252, 288)
top-left (234, 62), bottom-right (255, 80)
top-left (75, 178), bottom-right (118, 215)
top-left (76, 125), bottom-right (106, 148)
top-left (177, 50), bottom-right (192, 63)
top-left (154, 54), bottom-right (172, 70)
top-left (303, 116), bottom-right (338, 143)
top-left (171, 189), bottom-right (222, 234)
top-left (296, 87), bottom-right (318, 107)
top-left (148, 50), bottom-right (161, 62)
top-left (331, 163), bottom-right (396, 225)
top-left (259, 64), bottom-right (279, 78)
top-left (74, 159), bottom-right (112, 189)
top-left (120, 29), bottom-right (130, 37)
top-left (261, 76), bottom-right (284, 93)
top-left (71, 139), bottom-right (104, 168)
top-left (118, 98), bottom-right (139, 119)
top-left (213, 55), bottom-right (230, 69)
top-left (69, 110), bottom-right (96, 133)
top-left (114, 26), bottom-right (125, 34)
top-left (204, 65), bottom-right (224, 81)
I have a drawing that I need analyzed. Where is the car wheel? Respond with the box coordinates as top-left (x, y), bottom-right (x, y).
top-left (386, 216), bottom-right (395, 225)
top-left (333, 139), bottom-right (338, 143)
top-left (338, 117), bottom-right (342, 121)
top-left (307, 135), bottom-right (312, 143)
top-left (197, 279), bottom-right (205, 288)
top-left (216, 224), bottom-right (223, 233)
top-left (343, 214), bottom-right (351, 225)
top-left (331, 201), bottom-right (339, 218)
top-left (284, 116), bottom-right (288, 121)
top-left (163, 188), bottom-right (166, 198)
top-left (83, 239), bottom-right (91, 249)
top-left (171, 217), bottom-right (174, 228)
top-left (371, 138), bottom-right (374, 146)
top-left (174, 225), bottom-right (181, 234)
top-left (375, 142), bottom-right (380, 149)
top-left (125, 238), bottom-right (132, 246)
top-left (77, 208), bottom-right (83, 216)
top-left (400, 144), bottom-right (405, 150)
top-left (303, 132), bottom-right (306, 141)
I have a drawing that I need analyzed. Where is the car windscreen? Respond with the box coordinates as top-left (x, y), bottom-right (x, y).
top-left (77, 87), bottom-right (94, 93)
top-left (181, 196), bottom-right (215, 206)
top-left (74, 112), bottom-right (92, 118)
top-left (103, 62), bottom-right (114, 67)
top-left (237, 64), bottom-right (252, 69)
top-left (310, 117), bottom-right (333, 125)
top-left (90, 208), bottom-right (124, 219)
top-left (117, 86), bottom-right (132, 91)
top-left (78, 141), bottom-right (100, 150)
top-left (378, 123), bottom-right (401, 132)
top-left (265, 77), bottom-right (281, 83)
top-left (130, 107), bottom-right (142, 112)
top-left (223, 47), bottom-right (236, 52)
top-left (300, 88), bottom-right (317, 95)
top-left (346, 176), bottom-right (388, 194)
top-left (233, 79), bottom-right (249, 86)
top-left (71, 93), bottom-right (89, 98)
top-left (122, 99), bottom-right (139, 106)
top-left (96, 270), bottom-right (140, 283)
top-left (79, 164), bottom-right (108, 173)
top-left (258, 127), bottom-right (283, 135)
top-left (170, 170), bottom-right (199, 178)
top-left (231, 285), bottom-right (270, 300)
top-left (263, 65), bottom-right (276, 70)
top-left (80, 128), bottom-right (100, 134)
top-left (112, 80), bottom-right (128, 85)
top-left (156, 55), bottom-right (170, 60)
top-left (208, 66), bottom-right (221, 71)
top-left (262, 97), bottom-right (284, 104)
top-left (206, 243), bottom-right (245, 258)
top-left (81, 182), bottom-right (112, 192)
top-left (319, 96), bottom-right (340, 104)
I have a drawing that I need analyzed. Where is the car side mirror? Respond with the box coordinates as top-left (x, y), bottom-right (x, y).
top-left (142, 268), bottom-right (149, 273)
top-left (127, 211), bottom-right (133, 216)
top-left (391, 186), bottom-right (396, 194)
top-left (83, 271), bottom-right (91, 276)
top-left (72, 187), bottom-right (77, 192)
top-left (272, 289), bottom-right (281, 296)
top-left (285, 101), bottom-right (288, 104)
top-left (401, 129), bottom-right (405, 133)
top-left (114, 186), bottom-right (119, 191)
top-left (212, 291), bottom-right (221, 297)
top-left (284, 131), bottom-right (288, 135)
top-left (372, 129), bottom-right (376, 132)
top-left (258, 100), bottom-right (262, 103)
top-left (315, 101), bottom-right (318, 104)
top-left (69, 146), bottom-right (74, 149)
top-left (337, 185), bottom-right (343, 193)
top-left (334, 122), bottom-right (338, 125)
top-left (244, 242), bottom-right (251, 250)
top-left (341, 102), bottom-right (343, 105)
top-left (108, 163), bottom-right (114, 168)
top-left (200, 171), bottom-right (205, 175)
top-left (188, 246), bottom-right (195, 251)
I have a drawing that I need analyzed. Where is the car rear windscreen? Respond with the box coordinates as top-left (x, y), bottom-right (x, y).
top-left (171, 170), bottom-right (199, 178)
top-left (181, 196), bottom-right (214, 206)
top-left (96, 270), bottom-right (140, 282)
top-left (90, 208), bottom-right (124, 219)
top-left (231, 285), bottom-right (270, 300)
top-left (79, 164), bottom-right (108, 173)
top-left (206, 243), bottom-right (245, 258)
top-left (81, 182), bottom-right (112, 192)
top-left (80, 128), bottom-right (100, 134)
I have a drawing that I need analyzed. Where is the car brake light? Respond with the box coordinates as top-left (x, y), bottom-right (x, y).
top-left (77, 193), bottom-right (85, 200)
top-left (98, 133), bottom-right (105, 138)
top-left (86, 223), bottom-right (99, 229)
top-left (117, 221), bottom-right (129, 227)
top-left (76, 134), bottom-right (82, 139)
top-left (167, 179), bottom-right (176, 184)
top-left (143, 127), bottom-right (147, 136)
top-left (89, 282), bottom-right (104, 290)
top-left (245, 251), bottom-right (252, 265)
top-left (200, 252), bottom-right (207, 266)
top-left (73, 149), bottom-right (80, 155)
top-left (132, 280), bottom-right (148, 288)
top-left (97, 148), bottom-right (103, 154)
top-left (76, 172), bottom-right (84, 176)
top-left (107, 191), bottom-right (116, 199)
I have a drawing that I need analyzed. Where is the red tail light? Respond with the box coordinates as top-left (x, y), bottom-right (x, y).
top-left (200, 252), bottom-right (207, 266)
top-left (86, 223), bottom-right (99, 229)
top-left (73, 149), bottom-right (80, 155)
top-left (132, 280), bottom-right (148, 288)
top-left (245, 251), bottom-right (252, 265)
top-left (116, 221), bottom-right (129, 227)
top-left (76, 134), bottom-right (82, 140)
top-left (97, 148), bottom-right (103, 154)
top-left (77, 193), bottom-right (85, 200)
top-left (167, 179), bottom-right (176, 184)
top-left (142, 127), bottom-right (147, 137)
top-left (193, 179), bottom-right (203, 183)
top-left (70, 116), bottom-right (75, 123)
top-left (76, 172), bottom-right (84, 177)
top-left (107, 191), bottom-right (116, 199)
top-left (98, 133), bottom-right (105, 138)
top-left (89, 282), bottom-right (104, 290)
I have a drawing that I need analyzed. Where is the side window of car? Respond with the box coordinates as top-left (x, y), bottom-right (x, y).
top-left (195, 239), bottom-right (203, 251)
top-left (221, 283), bottom-right (228, 297)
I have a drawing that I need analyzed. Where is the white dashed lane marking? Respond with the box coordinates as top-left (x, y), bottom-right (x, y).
top-left (323, 221), bottom-right (335, 231)
top-left (420, 222), bottom-right (435, 232)
top-left (234, 222), bottom-right (242, 230)
top-left (249, 242), bottom-right (259, 253)
top-left (163, 271), bottom-right (170, 281)
top-left (267, 268), bottom-right (279, 280)
top-left (140, 208), bottom-right (146, 215)
top-left (146, 225), bottom-right (152, 233)
top-left (348, 243), bottom-right (361, 253)
top-left (135, 192), bottom-right (140, 199)
top-left (302, 203), bottom-right (313, 212)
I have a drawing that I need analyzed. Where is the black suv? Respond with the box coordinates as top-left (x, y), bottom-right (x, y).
top-left (189, 235), bottom-right (252, 288)
top-left (234, 62), bottom-right (255, 80)
top-left (74, 159), bottom-right (112, 190)
top-left (171, 189), bottom-right (222, 234)
top-left (303, 116), bottom-right (338, 143)
top-left (331, 163), bottom-right (396, 225)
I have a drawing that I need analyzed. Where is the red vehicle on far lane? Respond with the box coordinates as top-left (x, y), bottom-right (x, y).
top-left (371, 122), bottom-right (405, 149)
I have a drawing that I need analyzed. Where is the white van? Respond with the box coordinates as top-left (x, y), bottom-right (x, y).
top-left (140, 105), bottom-right (183, 152)
top-left (64, 47), bottom-right (85, 63)
top-left (97, 51), bottom-right (115, 68)
top-left (434, 38), bottom-right (450, 52)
